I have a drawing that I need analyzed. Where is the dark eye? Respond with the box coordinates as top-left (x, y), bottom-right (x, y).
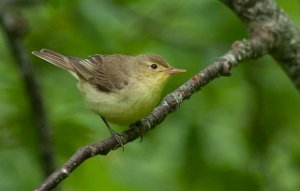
top-left (150, 64), bottom-right (158, 69)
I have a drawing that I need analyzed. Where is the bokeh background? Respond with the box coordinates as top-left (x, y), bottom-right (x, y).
top-left (1, 0), bottom-right (300, 190)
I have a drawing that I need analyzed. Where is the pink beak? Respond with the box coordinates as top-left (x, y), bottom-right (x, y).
top-left (166, 67), bottom-right (186, 75)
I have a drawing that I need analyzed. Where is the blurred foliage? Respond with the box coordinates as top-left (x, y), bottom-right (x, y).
top-left (1, 0), bottom-right (300, 190)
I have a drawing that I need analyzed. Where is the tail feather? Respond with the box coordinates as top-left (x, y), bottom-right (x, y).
top-left (32, 49), bottom-right (75, 71)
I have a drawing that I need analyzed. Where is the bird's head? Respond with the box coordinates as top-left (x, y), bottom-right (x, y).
top-left (133, 54), bottom-right (186, 87)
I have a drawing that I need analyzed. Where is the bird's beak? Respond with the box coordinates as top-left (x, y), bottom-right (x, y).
top-left (166, 67), bottom-right (186, 75)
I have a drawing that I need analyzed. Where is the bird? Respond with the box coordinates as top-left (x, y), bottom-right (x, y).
top-left (32, 49), bottom-right (186, 145)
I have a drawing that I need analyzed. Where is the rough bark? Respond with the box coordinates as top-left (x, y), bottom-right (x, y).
top-left (221, 0), bottom-right (300, 90)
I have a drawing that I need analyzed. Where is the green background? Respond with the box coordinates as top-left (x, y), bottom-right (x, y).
top-left (1, 0), bottom-right (300, 190)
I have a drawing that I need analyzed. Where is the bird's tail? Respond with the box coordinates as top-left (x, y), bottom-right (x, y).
top-left (32, 49), bottom-right (75, 72)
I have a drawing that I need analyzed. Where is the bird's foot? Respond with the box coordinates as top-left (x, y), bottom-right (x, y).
top-left (109, 129), bottom-right (124, 151)
top-left (100, 116), bottom-right (124, 151)
top-left (131, 122), bottom-right (146, 142)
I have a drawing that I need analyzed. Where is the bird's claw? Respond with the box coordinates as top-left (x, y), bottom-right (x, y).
top-left (110, 130), bottom-right (124, 151)
top-left (131, 122), bottom-right (146, 142)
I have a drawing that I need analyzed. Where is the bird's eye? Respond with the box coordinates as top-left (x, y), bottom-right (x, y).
top-left (150, 64), bottom-right (158, 69)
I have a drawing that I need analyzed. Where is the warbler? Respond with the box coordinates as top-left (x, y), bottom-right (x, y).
top-left (32, 49), bottom-right (185, 143)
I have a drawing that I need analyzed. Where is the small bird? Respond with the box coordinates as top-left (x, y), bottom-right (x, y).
top-left (32, 49), bottom-right (185, 144)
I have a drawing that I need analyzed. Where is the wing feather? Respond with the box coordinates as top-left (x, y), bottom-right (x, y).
top-left (70, 54), bottom-right (129, 92)
top-left (33, 49), bottom-right (130, 92)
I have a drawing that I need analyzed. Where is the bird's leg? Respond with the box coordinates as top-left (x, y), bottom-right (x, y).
top-left (100, 116), bottom-right (124, 149)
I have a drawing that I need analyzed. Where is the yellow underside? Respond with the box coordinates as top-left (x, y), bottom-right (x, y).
top-left (78, 74), bottom-right (169, 125)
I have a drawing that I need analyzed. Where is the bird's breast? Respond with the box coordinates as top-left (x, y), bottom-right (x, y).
top-left (78, 79), bottom-right (163, 125)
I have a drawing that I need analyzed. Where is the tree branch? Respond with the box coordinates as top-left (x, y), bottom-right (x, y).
top-left (35, 0), bottom-right (300, 190)
top-left (35, 37), bottom-right (266, 191)
top-left (220, 0), bottom-right (300, 90)
top-left (0, 7), bottom-right (56, 179)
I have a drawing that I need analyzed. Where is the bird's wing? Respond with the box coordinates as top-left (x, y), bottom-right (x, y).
top-left (33, 49), bottom-right (129, 92)
top-left (70, 54), bottom-right (130, 92)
